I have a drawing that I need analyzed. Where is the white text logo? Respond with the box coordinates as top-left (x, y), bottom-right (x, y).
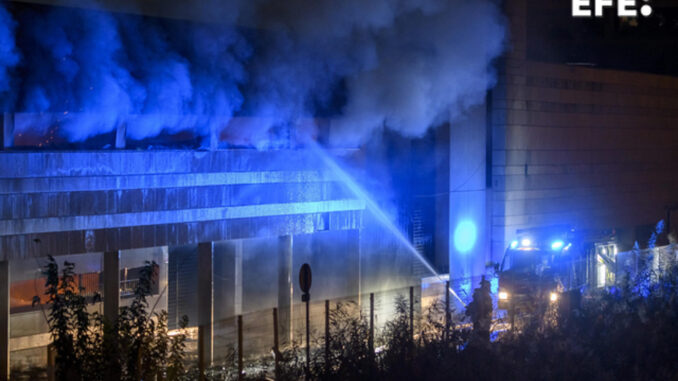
top-left (572, 0), bottom-right (652, 17)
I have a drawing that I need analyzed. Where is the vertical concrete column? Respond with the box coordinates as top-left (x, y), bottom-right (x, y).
top-left (277, 235), bottom-right (293, 345)
top-left (115, 124), bottom-right (126, 149)
top-left (0, 261), bottom-right (9, 381)
top-left (233, 242), bottom-right (243, 316)
top-left (197, 242), bottom-right (214, 367)
top-left (214, 241), bottom-right (243, 321)
top-left (1, 113), bottom-right (14, 150)
top-left (449, 104), bottom-right (488, 281)
top-left (346, 230), bottom-right (361, 303)
top-left (103, 251), bottom-right (120, 325)
top-left (434, 123), bottom-right (451, 273)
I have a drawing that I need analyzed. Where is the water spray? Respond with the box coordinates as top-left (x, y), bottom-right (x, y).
top-left (308, 141), bottom-right (466, 306)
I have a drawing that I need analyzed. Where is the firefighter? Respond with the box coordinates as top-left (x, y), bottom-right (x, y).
top-left (465, 275), bottom-right (493, 342)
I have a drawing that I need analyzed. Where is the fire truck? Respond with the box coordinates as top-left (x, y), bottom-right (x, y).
top-left (496, 225), bottom-right (618, 320)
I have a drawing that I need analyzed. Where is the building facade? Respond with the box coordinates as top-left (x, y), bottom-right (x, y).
top-left (1, 0), bottom-right (678, 377)
top-left (489, 0), bottom-right (678, 259)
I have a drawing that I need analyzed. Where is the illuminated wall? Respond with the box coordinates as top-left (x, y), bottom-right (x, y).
top-left (448, 104), bottom-right (490, 283)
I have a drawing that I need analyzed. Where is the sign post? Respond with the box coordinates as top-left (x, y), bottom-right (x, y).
top-left (299, 263), bottom-right (312, 375)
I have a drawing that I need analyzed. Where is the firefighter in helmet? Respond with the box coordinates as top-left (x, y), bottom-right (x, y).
top-left (465, 275), bottom-right (493, 342)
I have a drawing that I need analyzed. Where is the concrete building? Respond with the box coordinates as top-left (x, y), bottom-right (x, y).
top-left (417, 0), bottom-right (678, 284)
top-left (0, 146), bottom-right (374, 374)
top-left (489, 0), bottom-right (678, 259)
top-left (1, 0), bottom-right (678, 378)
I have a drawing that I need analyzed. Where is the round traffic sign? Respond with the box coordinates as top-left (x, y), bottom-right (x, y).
top-left (299, 263), bottom-right (312, 294)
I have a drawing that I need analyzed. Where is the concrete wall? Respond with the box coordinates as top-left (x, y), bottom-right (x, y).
top-left (491, 0), bottom-right (678, 258)
top-left (0, 148), bottom-right (370, 370)
top-left (449, 105), bottom-right (490, 281)
top-left (0, 150), bottom-right (364, 260)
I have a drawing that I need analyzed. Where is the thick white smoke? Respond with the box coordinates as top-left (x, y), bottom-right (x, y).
top-left (248, 0), bottom-right (505, 145)
top-left (331, 1), bottom-right (505, 145)
top-left (0, 0), bottom-right (505, 147)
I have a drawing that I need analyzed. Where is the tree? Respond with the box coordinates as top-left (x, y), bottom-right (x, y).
top-left (37, 257), bottom-right (189, 381)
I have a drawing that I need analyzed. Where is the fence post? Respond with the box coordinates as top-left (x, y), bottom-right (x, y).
top-left (445, 280), bottom-right (450, 342)
top-left (198, 326), bottom-right (205, 381)
top-left (238, 315), bottom-right (243, 381)
top-left (273, 307), bottom-right (280, 372)
top-left (409, 286), bottom-right (414, 339)
top-left (325, 300), bottom-right (330, 371)
top-left (305, 298), bottom-right (310, 375)
top-left (369, 293), bottom-right (374, 355)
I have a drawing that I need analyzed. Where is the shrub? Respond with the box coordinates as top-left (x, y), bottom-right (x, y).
top-left (37, 256), bottom-right (189, 381)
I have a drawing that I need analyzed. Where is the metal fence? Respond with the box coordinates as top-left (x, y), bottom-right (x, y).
top-left (616, 244), bottom-right (678, 281)
top-left (181, 284), bottom-right (427, 376)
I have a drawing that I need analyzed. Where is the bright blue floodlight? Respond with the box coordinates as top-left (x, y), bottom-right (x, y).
top-left (520, 238), bottom-right (531, 247)
top-left (510, 240), bottom-right (518, 249)
top-left (551, 240), bottom-right (565, 250)
top-left (454, 220), bottom-right (477, 253)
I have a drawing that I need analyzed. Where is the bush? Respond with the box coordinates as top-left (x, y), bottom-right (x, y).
top-left (38, 256), bottom-right (189, 381)
top-left (241, 264), bottom-right (678, 381)
top-left (33, 249), bottom-right (678, 380)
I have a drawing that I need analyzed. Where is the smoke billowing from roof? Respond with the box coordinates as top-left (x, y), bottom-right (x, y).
top-left (0, 5), bottom-right (18, 98)
top-left (0, 0), bottom-right (504, 147)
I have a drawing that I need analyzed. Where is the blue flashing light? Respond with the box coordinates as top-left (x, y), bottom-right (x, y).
top-left (551, 240), bottom-right (565, 250)
top-left (454, 220), bottom-right (477, 253)
top-left (510, 240), bottom-right (518, 249)
top-left (520, 238), bottom-right (531, 247)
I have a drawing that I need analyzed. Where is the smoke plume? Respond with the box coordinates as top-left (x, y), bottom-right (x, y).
top-left (0, 0), bottom-right (505, 147)
top-left (0, 3), bottom-right (18, 101)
